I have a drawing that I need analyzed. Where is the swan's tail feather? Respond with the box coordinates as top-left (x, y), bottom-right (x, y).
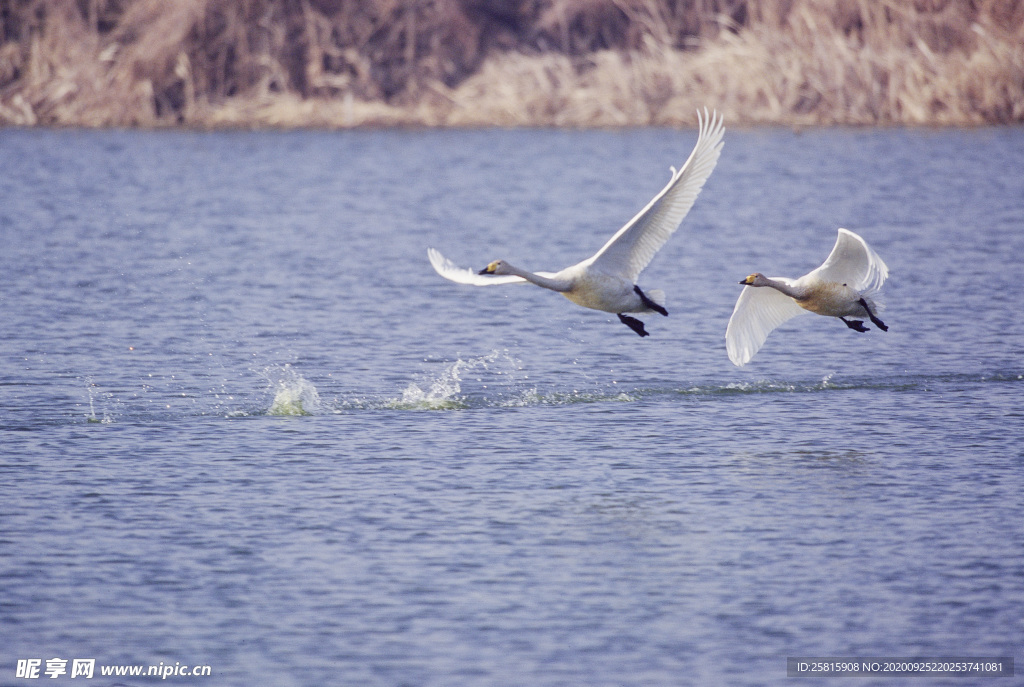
top-left (864, 294), bottom-right (885, 313)
top-left (647, 289), bottom-right (666, 308)
top-left (638, 288), bottom-right (668, 316)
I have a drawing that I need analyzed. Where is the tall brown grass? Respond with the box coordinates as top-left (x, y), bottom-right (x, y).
top-left (1, 0), bottom-right (1021, 127)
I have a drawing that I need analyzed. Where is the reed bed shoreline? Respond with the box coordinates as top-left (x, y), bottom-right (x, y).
top-left (2, 0), bottom-right (1022, 129)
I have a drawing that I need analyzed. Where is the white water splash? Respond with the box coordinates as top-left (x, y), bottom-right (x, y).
top-left (261, 364), bottom-right (324, 416)
top-left (393, 364), bottom-right (467, 410)
top-left (388, 350), bottom-right (532, 410)
top-left (83, 379), bottom-right (115, 424)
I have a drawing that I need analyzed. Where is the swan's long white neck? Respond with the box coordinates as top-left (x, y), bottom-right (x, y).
top-left (759, 276), bottom-right (808, 300)
top-left (505, 263), bottom-right (573, 292)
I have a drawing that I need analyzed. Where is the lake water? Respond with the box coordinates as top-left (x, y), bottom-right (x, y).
top-left (1, 124), bottom-right (1022, 686)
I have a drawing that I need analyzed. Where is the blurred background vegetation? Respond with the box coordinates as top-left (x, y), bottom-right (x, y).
top-left (1, 0), bottom-right (1021, 127)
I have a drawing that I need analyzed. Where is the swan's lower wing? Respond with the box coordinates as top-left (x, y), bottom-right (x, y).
top-left (809, 228), bottom-right (889, 295)
top-left (428, 248), bottom-right (527, 285)
top-left (428, 248), bottom-right (560, 286)
top-left (726, 284), bottom-right (807, 366)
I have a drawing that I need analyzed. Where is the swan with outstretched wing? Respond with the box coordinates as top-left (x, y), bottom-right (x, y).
top-left (726, 228), bottom-right (890, 366)
top-left (428, 108), bottom-right (725, 337)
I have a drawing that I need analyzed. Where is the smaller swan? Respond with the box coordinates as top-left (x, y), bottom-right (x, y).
top-left (429, 109), bottom-right (725, 337)
top-left (726, 228), bottom-right (889, 366)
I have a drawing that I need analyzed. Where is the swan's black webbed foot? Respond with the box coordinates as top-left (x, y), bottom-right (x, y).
top-left (618, 313), bottom-right (650, 337)
top-left (858, 298), bottom-right (888, 331)
top-left (634, 285), bottom-right (668, 317)
top-left (841, 317), bottom-right (869, 332)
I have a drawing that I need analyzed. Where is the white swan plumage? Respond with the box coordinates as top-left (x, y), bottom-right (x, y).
top-left (428, 108), bottom-right (725, 337)
top-left (725, 228), bottom-right (889, 366)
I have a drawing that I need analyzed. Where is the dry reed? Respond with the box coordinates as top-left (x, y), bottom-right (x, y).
top-left (1, 0), bottom-right (1022, 128)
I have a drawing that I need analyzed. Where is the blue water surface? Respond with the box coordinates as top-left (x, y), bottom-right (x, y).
top-left (1, 124), bottom-right (1022, 686)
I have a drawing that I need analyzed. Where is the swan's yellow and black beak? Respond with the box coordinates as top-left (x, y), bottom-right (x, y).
top-left (478, 261), bottom-right (498, 275)
top-left (739, 274), bottom-right (756, 285)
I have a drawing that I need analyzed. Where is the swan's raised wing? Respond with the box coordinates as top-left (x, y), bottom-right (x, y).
top-left (588, 108), bottom-right (725, 282)
top-left (726, 279), bottom-right (808, 366)
top-left (428, 248), bottom-right (527, 285)
top-left (807, 228), bottom-right (888, 295)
